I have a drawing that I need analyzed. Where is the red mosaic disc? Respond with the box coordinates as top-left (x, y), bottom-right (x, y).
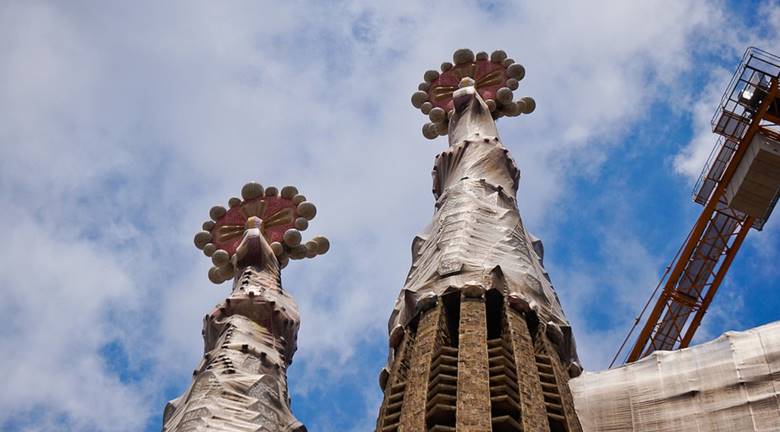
top-left (209, 196), bottom-right (298, 255)
top-left (428, 60), bottom-right (508, 112)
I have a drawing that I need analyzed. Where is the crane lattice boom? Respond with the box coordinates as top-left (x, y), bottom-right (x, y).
top-left (616, 47), bottom-right (780, 365)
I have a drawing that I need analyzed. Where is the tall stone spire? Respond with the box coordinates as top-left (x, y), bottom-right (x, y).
top-left (163, 182), bottom-right (329, 432)
top-left (375, 49), bottom-right (583, 432)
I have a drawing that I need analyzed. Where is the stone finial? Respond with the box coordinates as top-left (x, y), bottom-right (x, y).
top-left (412, 48), bottom-right (536, 140)
top-left (193, 182), bottom-right (330, 284)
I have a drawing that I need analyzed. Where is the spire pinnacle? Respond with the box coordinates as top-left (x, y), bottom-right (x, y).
top-left (411, 49), bottom-right (536, 140)
top-left (193, 181), bottom-right (329, 284)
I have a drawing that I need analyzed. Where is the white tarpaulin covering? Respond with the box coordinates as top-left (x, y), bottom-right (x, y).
top-left (570, 320), bottom-right (780, 431)
top-left (385, 87), bottom-right (582, 375)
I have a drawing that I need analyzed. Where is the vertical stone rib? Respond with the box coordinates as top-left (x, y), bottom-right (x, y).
top-left (399, 302), bottom-right (443, 431)
top-left (456, 295), bottom-right (492, 432)
top-left (505, 305), bottom-right (550, 431)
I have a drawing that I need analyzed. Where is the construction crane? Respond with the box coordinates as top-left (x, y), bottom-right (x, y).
top-left (612, 47), bottom-right (780, 367)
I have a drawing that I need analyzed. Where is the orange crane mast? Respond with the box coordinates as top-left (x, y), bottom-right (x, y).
top-left (613, 47), bottom-right (780, 366)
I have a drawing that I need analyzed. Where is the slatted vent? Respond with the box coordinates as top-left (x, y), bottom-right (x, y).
top-left (426, 345), bottom-right (458, 431)
top-left (535, 352), bottom-right (568, 432)
top-left (379, 381), bottom-right (406, 432)
top-left (378, 332), bottom-right (415, 432)
top-left (488, 337), bottom-right (523, 431)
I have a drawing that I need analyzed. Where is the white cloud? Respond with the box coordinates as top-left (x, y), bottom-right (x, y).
top-left (0, 1), bottom-right (773, 430)
top-left (0, 205), bottom-right (148, 431)
top-left (673, 69), bottom-right (733, 180)
top-left (673, 1), bottom-right (780, 180)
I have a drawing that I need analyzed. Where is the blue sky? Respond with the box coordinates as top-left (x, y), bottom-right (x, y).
top-left (1, 1), bottom-right (780, 431)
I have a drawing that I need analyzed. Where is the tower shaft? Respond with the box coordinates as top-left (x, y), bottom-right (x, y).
top-left (378, 293), bottom-right (581, 431)
top-left (163, 263), bottom-right (306, 432)
top-left (377, 77), bottom-right (582, 431)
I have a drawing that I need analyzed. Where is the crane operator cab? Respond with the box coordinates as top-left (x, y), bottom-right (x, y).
top-left (739, 74), bottom-right (771, 113)
top-left (726, 71), bottom-right (780, 222)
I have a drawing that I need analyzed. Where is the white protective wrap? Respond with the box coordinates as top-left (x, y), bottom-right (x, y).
top-left (387, 86), bottom-right (581, 373)
top-left (163, 229), bottom-right (306, 432)
top-left (570, 320), bottom-right (780, 431)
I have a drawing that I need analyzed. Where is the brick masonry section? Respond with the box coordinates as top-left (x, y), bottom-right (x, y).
top-left (456, 295), bottom-right (492, 432)
top-left (398, 303), bottom-right (443, 431)
top-left (380, 295), bottom-right (583, 432)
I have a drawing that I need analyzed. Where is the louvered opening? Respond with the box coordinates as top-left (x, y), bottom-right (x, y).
top-left (379, 380), bottom-right (407, 432)
top-left (426, 296), bottom-right (458, 432)
top-left (488, 337), bottom-right (523, 431)
top-left (486, 289), bottom-right (504, 340)
top-left (534, 352), bottom-right (567, 432)
top-left (426, 345), bottom-right (458, 431)
top-left (441, 292), bottom-right (461, 348)
top-left (378, 330), bottom-right (415, 432)
top-left (488, 293), bottom-right (522, 431)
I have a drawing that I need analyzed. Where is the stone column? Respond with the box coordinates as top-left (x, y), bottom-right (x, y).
top-left (456, 294), bottom-right (492, 432)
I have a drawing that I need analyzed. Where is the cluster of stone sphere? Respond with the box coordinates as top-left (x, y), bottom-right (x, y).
top-left (193, 182), bottom-right (329, 283)
top-left (411, 49), bottom-right (536, 139)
